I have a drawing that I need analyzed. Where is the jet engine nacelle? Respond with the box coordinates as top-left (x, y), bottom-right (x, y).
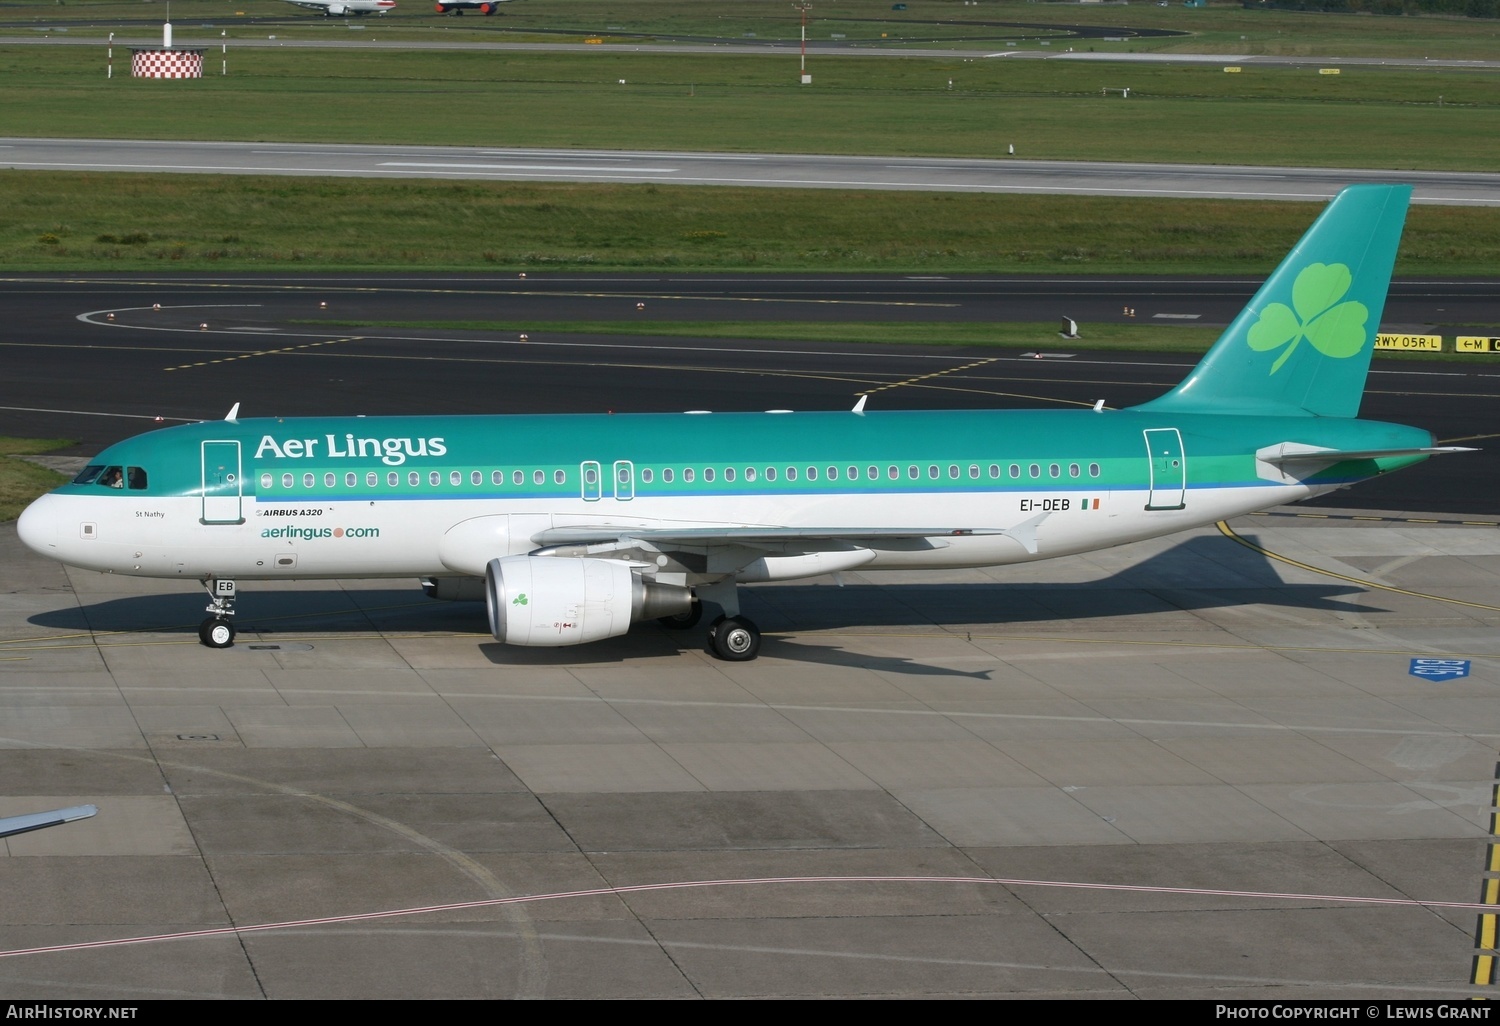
top-left (485, 556), bottom-right (692, 647)
top-left (326, 3), bottom-right (347, 13)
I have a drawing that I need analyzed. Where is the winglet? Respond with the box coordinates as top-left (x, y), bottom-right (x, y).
top-left (852, 395), bottom-right (868, 414)
top-left (225, 403), bottom-right (240, 422)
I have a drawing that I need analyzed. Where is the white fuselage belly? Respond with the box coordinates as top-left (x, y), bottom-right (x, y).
top-left (29, 479), bottom-right (1318, 582)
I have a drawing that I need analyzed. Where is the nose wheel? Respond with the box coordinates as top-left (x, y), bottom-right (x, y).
top-left (199, 577), bottom-right (238, 649)
top-left (199, 617), bottom-right (235, 649)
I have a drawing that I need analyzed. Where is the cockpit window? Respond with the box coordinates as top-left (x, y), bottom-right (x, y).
top-left (96, 466), bottom-right (126, 488)
top-left (72, 465), bottom-right (104, 485)
top-left (126, 467), bottom-right (148, 490)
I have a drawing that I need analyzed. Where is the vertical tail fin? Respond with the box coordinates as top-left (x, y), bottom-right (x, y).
top-left (1136, 184), bottom-right (1411, 419)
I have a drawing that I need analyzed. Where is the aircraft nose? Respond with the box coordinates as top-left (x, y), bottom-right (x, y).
top-left (16, 494), bottom-right (59, 556)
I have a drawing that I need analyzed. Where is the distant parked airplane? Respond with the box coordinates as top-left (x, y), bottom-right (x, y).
top-left (17, 186), bottom-right (1467, 661)
top-left (434, 0), bottom-right (513, 14)
top-left (284, 0), bottom-right (396, 15)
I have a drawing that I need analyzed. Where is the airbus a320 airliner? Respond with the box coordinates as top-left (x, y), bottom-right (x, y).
top-left (17, 185), bottom-right (1466, 660)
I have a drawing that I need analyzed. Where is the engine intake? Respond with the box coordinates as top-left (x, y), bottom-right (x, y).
top-left (485, 555), bottom-right (692, 647)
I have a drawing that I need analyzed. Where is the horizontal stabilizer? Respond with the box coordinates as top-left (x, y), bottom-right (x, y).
top-left (1257, 442), bottom-right (1476, 465)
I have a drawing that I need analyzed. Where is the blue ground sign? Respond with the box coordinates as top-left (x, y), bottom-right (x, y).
top-left (1409, 658), bottom-right (1470, 681)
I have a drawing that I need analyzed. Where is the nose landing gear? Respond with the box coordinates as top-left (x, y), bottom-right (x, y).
top-left (199, 577), bottom-right (237, 649)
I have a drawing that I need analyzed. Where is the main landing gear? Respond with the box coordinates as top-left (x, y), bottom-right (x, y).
top-left (706, 615), bottom-right (761, 661)
top-left (199, 577), bottom-right (237, 649)
top-left (659, 603), bottom-right (761, 660)
top-left (693, 580), bottom-right (762, 661)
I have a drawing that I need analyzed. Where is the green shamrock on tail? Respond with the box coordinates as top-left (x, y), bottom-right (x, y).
top-left (1246, 262), bottom-right (1369, 374)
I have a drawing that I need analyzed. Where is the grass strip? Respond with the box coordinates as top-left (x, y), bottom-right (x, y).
top-left (9, 175), bottom-right (1500, 275)
top-left (311, 319), bottom-right (1224, 352)
top-left (2, 44), bottom-right (1496, 168)
top-left (0, 438), bottom-right (75, 522)
top-left (307, 319), bottom-right (1500, 363)
top-left (6, 0), bottom-right (1499, 59)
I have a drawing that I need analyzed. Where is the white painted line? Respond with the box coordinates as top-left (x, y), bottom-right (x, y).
top-left (380, 161), bottom-right (681, 172)
top-left (0, 404), bottom-right (197, 422)
top-left (76, 304), bottom-right (262, 326)
top-left (1153, 313), bottom-right (1202, 320)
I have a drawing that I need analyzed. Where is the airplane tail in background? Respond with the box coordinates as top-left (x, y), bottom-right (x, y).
top-left (1135, 184), bottom-right (1412, 420)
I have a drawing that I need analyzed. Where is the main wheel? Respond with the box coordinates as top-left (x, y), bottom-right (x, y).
top-left (657, 604), bottom-right (702, 631)
top-left (199, 617), bottom-right (235, 649)
top-left (708, 615), bottom-right (760, 661)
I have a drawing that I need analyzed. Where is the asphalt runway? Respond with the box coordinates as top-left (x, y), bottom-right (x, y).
top-left (2, 274), bottom-right (1500, 999)
top-left (1, 272), bottom-right (1496, 514)
top-left (6, 33), bottom-right (1500, 72)
top-left (5, 138), bottom-right (1499, 204)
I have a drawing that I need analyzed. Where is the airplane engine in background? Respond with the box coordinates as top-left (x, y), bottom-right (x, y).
top-left (485, 556), bottom-right (693, 647)
top-left (325, 3), bottom-right (347, 12)
top-left (422, 576), bottom-right (487, 602)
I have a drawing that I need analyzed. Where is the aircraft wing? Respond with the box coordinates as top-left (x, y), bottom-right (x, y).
top-left (0, 804), bottom-right (98, 839)
top-left (532, 518), bottom-right (1046, 557)
top-left (534, 526), bottom-right (1007, 545)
